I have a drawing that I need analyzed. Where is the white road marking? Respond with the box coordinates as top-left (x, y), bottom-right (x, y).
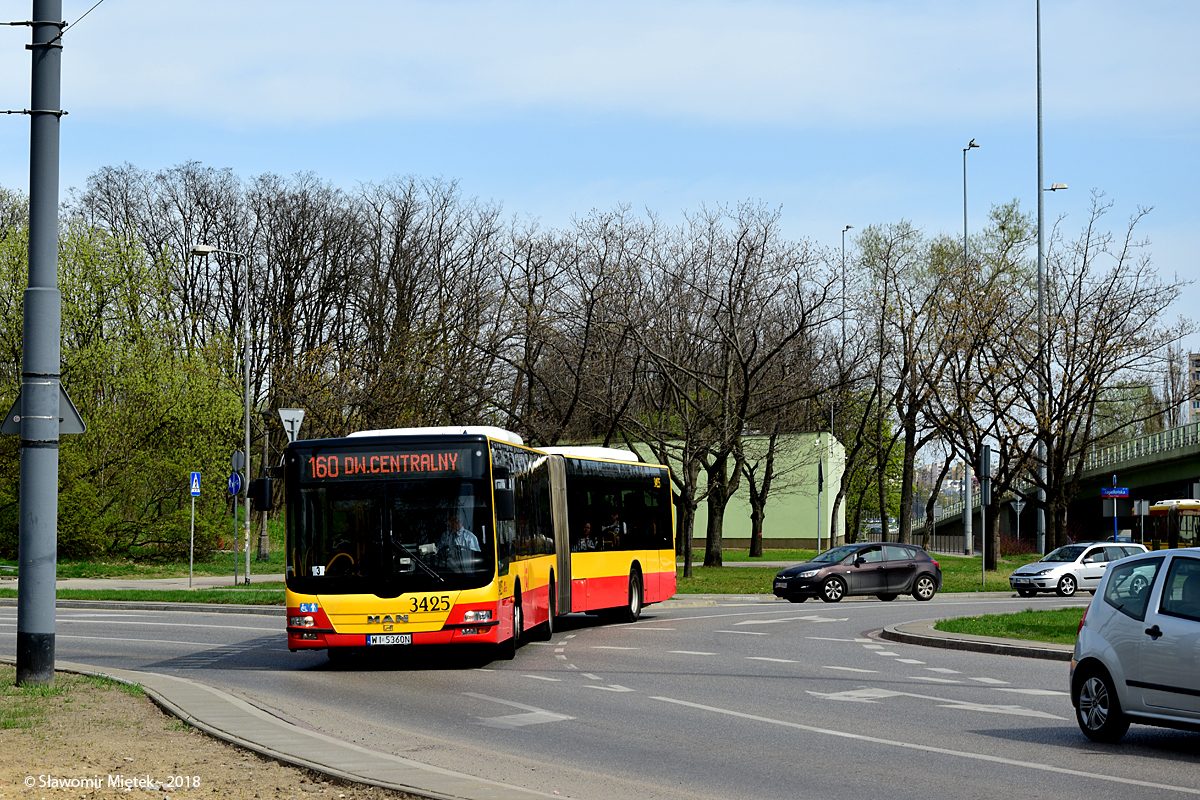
top-left (583, 673), bottom-right (601, 680)
top-left (528, 642), bottom-right (556, 646)
top-left (908, 676), bottom-right (961, 684)
top-left (715, 630), bottom-right (768, 635)
top-left (466, 693), bottom-right (575, 729)
top-left (806, 636), bottom-right (857, 642)
top-left (872, 651), bottom-right (900, 656)
top-left (586, 684), bottom-right (634, 692)
top-left (927, 667), bottom-right (960, 674)
top-left (565, 634), bottom-right (576, 639)
top-left (554, 648), bottom-right (565, 653)
top-left (651, 696), bottom-right (1197, 795)
top-left (969, 677), bottom-right (1009, 685)
top-left (735, 616), bottom-right (818, 626)
top-left (523, 675), bottom-right (561, 682)
top-left (629, 627), bottom-right (676, 630)
top-left (823, 666), bottom-right (879, 674)
top-left (993, 688), bottom-right (1069, 697)
top-left (895, 659), bottom-right (925, 664)
top-left (854, 638), bottom-right (873, 643)
top-left (746, 657), bottom-right (797, 663)
top-left (591, 646), bottom-right (639, 650)
top-left (861, 644), bottom-right (884, 649)
top-left (808, 687), bottom-right (1063, 720)
top-left (670, 650), bottom-right (716, 655)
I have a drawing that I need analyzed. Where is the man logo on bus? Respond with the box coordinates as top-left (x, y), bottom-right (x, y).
top-left (367, 614), bottom-right (409, 624)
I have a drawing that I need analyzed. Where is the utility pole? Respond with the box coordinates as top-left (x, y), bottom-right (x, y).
top-left (17, 0), bottom-right (64, 685)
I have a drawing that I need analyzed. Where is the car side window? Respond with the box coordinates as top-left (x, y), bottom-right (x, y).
top-left (883, 545), bottom-right (911, 562)
top-left (1104, 546), bottom-right (1127, 562)
top-left (858, 546), bottom-right (884, 563)
top-left (1159, 557), bottom-right (1200, 623)
top-left (1103, 557), bottom-right (1163, 622)
top-left (1083, 548), bottom-right (1105, 563)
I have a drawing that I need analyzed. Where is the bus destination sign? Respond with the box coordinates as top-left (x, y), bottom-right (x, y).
top-left (304, 447), bottom-right (477, 481)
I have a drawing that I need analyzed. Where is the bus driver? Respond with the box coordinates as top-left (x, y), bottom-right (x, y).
top-left (437, 511), bottom-right (481, 571)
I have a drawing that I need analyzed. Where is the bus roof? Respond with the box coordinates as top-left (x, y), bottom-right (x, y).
top-left (1149, 498), bottom-right (1200, 514)
top-left (347, 426), bottom-right (524, 446)
top-left (542, 446), bottom-right (641, 463)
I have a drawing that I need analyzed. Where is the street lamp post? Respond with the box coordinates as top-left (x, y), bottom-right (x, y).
top-left (190, 244), bottom-right (253, 584)
top-left (963, 138), bottom-right (979, 273)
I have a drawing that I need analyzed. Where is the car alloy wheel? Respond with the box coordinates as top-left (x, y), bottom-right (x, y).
top-left (820, 577), bottom-right (845, 603)
top-left (913, 575), bottom-right (936, 601)
top-left (1075, 671), bottom-right (1130, 743)
top-left (1056, 574), bottom-right (1077, 597)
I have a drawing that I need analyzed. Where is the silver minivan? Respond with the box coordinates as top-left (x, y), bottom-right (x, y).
top-left (1070, 547), bottom-right (1200, 742)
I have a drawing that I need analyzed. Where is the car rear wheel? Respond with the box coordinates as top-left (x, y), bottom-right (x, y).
top-left (1016, 589), bottom-right (1037, 598)
top-left (1056, 574), bottom-right (1078, 597)
top-left (820, 577), bottom-right (845, 603)
top-left (1074, 668), bottom-right (1130, 743)
top-left (876, 594), bottom-right (897, 602)
top-left (912, 574), bottom-right (937, 601)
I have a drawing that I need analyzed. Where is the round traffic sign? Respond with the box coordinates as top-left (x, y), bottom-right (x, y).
top-left (231, 450), bottom-right (245, 471)
top-left (227, 472), bottom-right (243, 496)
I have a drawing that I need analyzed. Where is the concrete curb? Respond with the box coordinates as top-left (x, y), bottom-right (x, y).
top-left (881, 618), bottom-right (1074, 661)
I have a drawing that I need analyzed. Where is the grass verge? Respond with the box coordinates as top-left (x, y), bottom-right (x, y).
top-left (0, 584), bottom-right (285, 605)
top-left (0, 665), bottom-right (143, 730)
top-left (934, 607), bottom-right (1085, 645)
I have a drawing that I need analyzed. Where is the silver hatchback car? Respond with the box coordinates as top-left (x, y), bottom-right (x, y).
top-left (1071, 547), bottom-right (1200, 742)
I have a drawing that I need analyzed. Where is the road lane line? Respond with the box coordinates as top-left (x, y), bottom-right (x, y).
top-left (650, 696), bottom-right (1200, 795)
top-left (970, 677), bottom-right (1009, 685)
top-left (715, 630), bottom-right (767, 635)
top-left (872, 651), bottom-right (900, 656)
top-left (628, 627), bottom-right (676, 630)
top-left (586, 685), bottom-right (633, 692)
top-left (993, 688), bottom-right (1069, 696)
top-left (746, 657), bottom-right (797, 663)
top-left (583, 673), bottom-right (601, 680)
top-left (895, 658), bottom-right (925, 664)
top-left (806, 636), bottom-right (857, 642)
top-left (523, 675), bottom-right (562, 682)
top-left (591, 646), bottom-right (639, 650)
top-left (908, 676), bottom-right (961, 683)
top-left (669, 651), bottom-right (716, 655)
top-left (927, 667), bottom-right (960, 673)
top-left (822, 666), bottom-right (879, 673)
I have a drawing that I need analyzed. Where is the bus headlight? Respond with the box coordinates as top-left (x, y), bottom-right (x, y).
top-left (462, 610), bottom-right (492, 622)
top-left (289, 616), bottom-right (316, 628)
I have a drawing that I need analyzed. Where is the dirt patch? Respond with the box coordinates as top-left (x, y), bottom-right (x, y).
top-left (0, 666), bottom-right (421, 799)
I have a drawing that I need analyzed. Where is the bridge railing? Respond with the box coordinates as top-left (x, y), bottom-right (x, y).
top-left (1083, 421), bottom-right (1200, 472)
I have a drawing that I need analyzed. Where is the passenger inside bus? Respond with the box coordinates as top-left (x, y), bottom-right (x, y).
top-left (601, 509), bottom-right (626, 549)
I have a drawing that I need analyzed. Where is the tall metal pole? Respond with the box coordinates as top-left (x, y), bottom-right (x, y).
top-left (963, 139), bottom-right (978, 274)
top-left (17, 0), bottom-right (64, 685)
top-left (1036, 0), bottom-right (1047, 555)
top-left (244, 256), bottom-right (251, 584)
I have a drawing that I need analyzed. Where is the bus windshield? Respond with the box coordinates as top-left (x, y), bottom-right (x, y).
top-left (287, 477), bottom-right (495, 595)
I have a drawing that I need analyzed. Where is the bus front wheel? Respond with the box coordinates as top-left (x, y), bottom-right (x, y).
top-left (497, 590), bottom-right (522, 660)
top-left (617, 570), bottom-right (642, 623)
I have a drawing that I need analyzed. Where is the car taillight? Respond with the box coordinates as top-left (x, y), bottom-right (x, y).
top-left (930, 559), bottom-right (939, 568)
top-left (1077, 604), bottom-right (1088, 636)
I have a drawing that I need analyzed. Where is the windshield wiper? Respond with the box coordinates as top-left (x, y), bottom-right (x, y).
top-left (390, 537), bottom-right (445, 583)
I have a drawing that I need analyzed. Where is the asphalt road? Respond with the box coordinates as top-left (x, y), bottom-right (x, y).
top-left (3, 594), bottom-right (1199, 800)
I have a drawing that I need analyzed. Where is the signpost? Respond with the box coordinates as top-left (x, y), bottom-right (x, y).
top-left (1101, 486), bottom-right (1129, 541)
top-left (228, 467), bottom-right (243, 584)
top-left (189, 472), bottom-right (200, 589)
top-left (1010, 498), bottom-right (1026, 541)
top-left (279, 408), bottom-right (305, 443)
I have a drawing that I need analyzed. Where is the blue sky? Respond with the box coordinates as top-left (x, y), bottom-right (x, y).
top-left (1, 0), bottom-right (1197, 344)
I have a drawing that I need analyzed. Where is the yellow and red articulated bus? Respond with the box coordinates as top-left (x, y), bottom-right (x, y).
top-left (284, 427), bottom-right (675, 660)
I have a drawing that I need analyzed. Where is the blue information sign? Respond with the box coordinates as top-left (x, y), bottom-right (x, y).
top-left (227, 472), bottom-right (243, 496)
top-left (190, 472), bottom-right (201, 497)
top-left (1101, 487), bottom-right (1129, 497)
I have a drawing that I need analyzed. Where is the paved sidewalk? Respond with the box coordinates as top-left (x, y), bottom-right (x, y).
top-left (0, 655), bottom-right (555, 800)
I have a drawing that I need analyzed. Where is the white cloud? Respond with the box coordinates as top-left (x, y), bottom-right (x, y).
top-left (1, 0), bottom-right (1191, 128)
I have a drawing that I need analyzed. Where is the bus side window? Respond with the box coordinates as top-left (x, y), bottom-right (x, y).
top-left (496, 519), bottom-right (513, 575)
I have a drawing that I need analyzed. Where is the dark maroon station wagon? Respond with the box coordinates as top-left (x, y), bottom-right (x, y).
top-left (773, 542), bottom-right (942, 603)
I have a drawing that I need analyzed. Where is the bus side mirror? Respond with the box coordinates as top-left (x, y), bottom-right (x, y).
top-left (494, 488), bottom-right (515, 521)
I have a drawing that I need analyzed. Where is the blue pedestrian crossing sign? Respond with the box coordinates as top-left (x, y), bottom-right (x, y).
top-left (190, 472), bottom-right (201, 497)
